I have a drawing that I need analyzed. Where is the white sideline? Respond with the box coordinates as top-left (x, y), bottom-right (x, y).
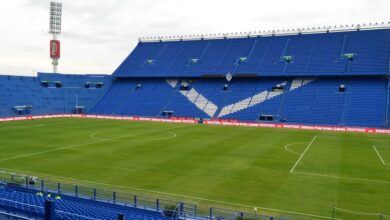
top-left (89, 131), bottom-right (177, 142)
top-left (289, 135), bottom-right (317, 173)
top-left (292, 171), bottom-right (390, 185)
top-left (372, 145), bottom-right (388, 165)
top-left (0, 124), bottom-right (45, 130)
top-left (334, 206), bottom-right (388, 217)
top-left (283, 143), bottom-right (303, 155)
top-left (0, 124), bottom-right (189, 162)
top-left (0, 168), bottom-right (337, 220)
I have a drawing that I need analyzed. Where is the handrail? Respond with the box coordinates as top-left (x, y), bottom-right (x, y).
top-left (139, 22), bottom-right (390, 42)
top-left (0, 170), bottom-right (283, 220)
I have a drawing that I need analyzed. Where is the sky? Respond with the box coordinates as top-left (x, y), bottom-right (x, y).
top-left (0, 0), bottom-right (389, 76)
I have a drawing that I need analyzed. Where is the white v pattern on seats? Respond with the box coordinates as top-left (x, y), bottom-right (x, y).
top-left (217, 82), bottom-right (285, 118)
top-left (167, 78), bottom-right (315, 119)
top-left (217, 78), bottom-right (315, 118)
top-left (167, 80), bottom-right (218, 118)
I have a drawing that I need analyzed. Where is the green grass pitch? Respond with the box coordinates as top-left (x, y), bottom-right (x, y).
top-left (0, 118), bottom-right (389, 219)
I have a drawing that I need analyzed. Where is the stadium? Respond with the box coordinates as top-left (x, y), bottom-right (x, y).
top-left (1, 1), bottom-right (390, 220)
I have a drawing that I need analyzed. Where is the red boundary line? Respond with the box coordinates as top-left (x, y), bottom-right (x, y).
top-left (0, 114), bottom-right (389, 135)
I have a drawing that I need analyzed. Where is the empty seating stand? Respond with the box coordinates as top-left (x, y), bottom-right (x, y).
top-left (0, 184), bottom-right (169, 220)
top-left (89, 76), bottom-right (389, 128)
top-left (1, 28), bottom-right (390, 128)
top-left (0, 73), bottom-right (112, 117)
top-left (114, 29), bottom-right (390, 77)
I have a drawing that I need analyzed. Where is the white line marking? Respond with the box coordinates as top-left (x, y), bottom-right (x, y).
top-left (128, 131), bottom-right (177, 141)
top-left (373, 145), bottom-right (388, 165)
top-left (319, 134), bottom-right (390, 141)
top-left (0, 140), bottom-right (104, 162)
top-left (290, 135), bottom-right (317, 173)
top-left (0, 125), bottom-right (189, 162)
top-left (283, 143), bottom-right (303, 155)
top-left (292, 171), bottom-right (390, 185)
top-left (0, 168), bottom-right (337, 220)
top-left (89, 131), bottom-right (177, 142)
top-left (89, 131), bottom-right (112, 141)
top-left (334, 207), bottom-right (388, 217)
top-left (0, 124), bottom-right (45, 130)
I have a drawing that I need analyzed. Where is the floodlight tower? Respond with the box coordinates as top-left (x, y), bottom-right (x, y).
top-left (49, 2), bottom-right (62, 73)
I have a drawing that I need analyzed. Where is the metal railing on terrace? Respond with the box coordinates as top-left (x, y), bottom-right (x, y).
top-left (139, 21), bottom-right (390, 42)
top-left (0, 171), bottom-right (284, 220)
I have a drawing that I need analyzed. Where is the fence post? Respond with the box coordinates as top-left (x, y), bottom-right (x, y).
top-left (331, 206), bottom-right (335, 220)
top-left (44, 200), bottom-right (56, 220)
top-left (209, 208), bottom-right (212, 220)
top-left (75, 185), bottom-right (78, 197)
top-left (180, 203), bottom-right (184, 216)
top-left (156, 199), bottom-right (159, 212)
top-left (113, 192), bottom-right (116, 204)
top-left (134, 195), bottom-right (137, 208)
top-left (117, 213), bottom-right (125, 220)
top-left (41, 180), bottom-right (44, 191)
top-left (93, 188), bottom-right (96, 200)
top-left (57, 183), bottom-right (61, 194)
top-left (11, 175), bottom-right (14, 182)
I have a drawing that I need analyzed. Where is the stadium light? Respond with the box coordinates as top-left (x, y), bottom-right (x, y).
top-left (49, 1), bottom-right (62, 73)
top-left (49, 2), bottom-right (62, 35)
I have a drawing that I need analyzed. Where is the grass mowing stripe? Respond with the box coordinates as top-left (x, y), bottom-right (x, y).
top-left (289, 135), bottom-right (317, 173)
top-left (1, 118), bottom-right (390, 218)
top-left (0, 124), bottom-right (190, 162)
top-left (0, 168), bottom-right (337, 220)
top-left (0, 141), bottom-right (102, 162)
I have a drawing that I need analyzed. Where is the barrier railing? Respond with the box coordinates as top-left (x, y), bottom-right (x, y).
top-left (138, 22), bottom-right (390, 42)
top-left (1, 172), bottom-right (197, 218)
top-left (0, 114), bottom-right (390, 134)
top-left (0, 171), bottom-right (283, 220)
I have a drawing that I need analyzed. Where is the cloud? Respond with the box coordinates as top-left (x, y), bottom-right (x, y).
top-left (0, 0), bottom-right (389, 76)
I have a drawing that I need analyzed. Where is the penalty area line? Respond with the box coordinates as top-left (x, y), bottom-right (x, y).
top-left (289, 135), bottom-right (317, 173)
top-left (292, 171), bottom-right (390, 185)
top-left (0, 167), bottom-right (336, 220)
top-left (283, 143), bottom-right (303, 155)
top-left (373, 145), bottom-right (388, 166)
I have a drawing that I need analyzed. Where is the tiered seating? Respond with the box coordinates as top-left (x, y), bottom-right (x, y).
top-left (0, 185), bottom-right (169, 220)
top-left (89, 76), bottom-right (388, 127)
top-left (279, 77), bottom-right (387, 127)
top-left (1, 28), bottom-right (389, 128)
top-left (342, 77), bottom-right (388, 127)
top-left (280, 78), bottom-right (345, 125)
top-left (0, 73), bottom-right (111, 116)
top-left (114, 29), bottom-right (390, 77)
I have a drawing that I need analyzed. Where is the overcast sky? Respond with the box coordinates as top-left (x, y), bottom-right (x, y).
top-left (0, 0), bottom-right (389, 76)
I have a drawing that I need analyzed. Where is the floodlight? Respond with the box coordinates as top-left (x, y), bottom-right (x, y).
top-left (49, 1), bottom-right (62, 73)
top-left (49, 2), bottom-right (62, 35)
